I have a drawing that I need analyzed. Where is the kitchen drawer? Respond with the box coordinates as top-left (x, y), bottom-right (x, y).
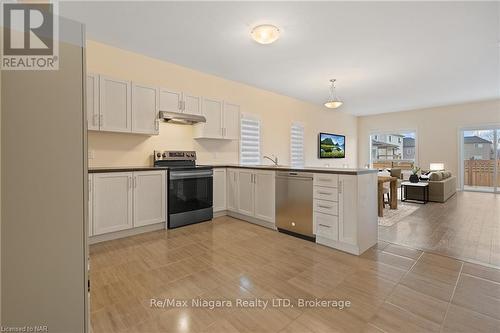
top-left (313, 186), bottom-right (338, 202)
top-left (313, 199), bottom-right (338, 216)
top-left (313, 174), bottom-right (338, 188)
top-left (315, 212), bottom-right (338, 240)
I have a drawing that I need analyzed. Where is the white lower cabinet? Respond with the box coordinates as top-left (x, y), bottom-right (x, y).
top-left (231, 169), bottom-right (275, 225)
top-left (253, 170), bottom-right (275, 223)
top-left (91, 170), bottom-right (166, 237)
top-left (133, 171), bottom-right (166, 227)
top-left (313, 173), bottom-right (377, 255)
top-left (226, 168), bottom-right (239, 212)
top-left (237, 169), bottom-right (255, 216)
top-left (213, 168), bottom-right (227, 212)
top-left (88, 174), bottom-right (93, 237)
top-left (93, 172), bottom-right (133, 235)
top-left (338, 174), bottom-right (357, 246)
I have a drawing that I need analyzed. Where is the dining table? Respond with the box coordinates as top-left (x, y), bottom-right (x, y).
top-left (377, 175), bottom-right (398, 217)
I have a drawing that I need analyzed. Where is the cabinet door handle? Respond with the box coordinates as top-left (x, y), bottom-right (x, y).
top-left (99, 114), bottom-right (104, 126)
top-left (93, 114), bottom-right (99, 126)
top-left (254, 174), bottom-right (257, 184)
top-left (318, 204), bottom-right (332, 209)
top-left (319, 224), bottom-right (331, 228)
top-left (318, 178), bottom-right (331, 182)
top-left (155, 119), bottom-right (159, 131)
top-left (317, 191), bottom-right (332, 195)
top-left (178, 100), bottom-right (182, 111)
top-left (338, 180), bottom-right (343, 194)
top-left (134, 176), bottom-right (137, 188)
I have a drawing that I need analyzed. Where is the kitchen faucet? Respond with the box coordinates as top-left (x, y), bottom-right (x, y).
top-left (263, 155), bottom-right (279, 166)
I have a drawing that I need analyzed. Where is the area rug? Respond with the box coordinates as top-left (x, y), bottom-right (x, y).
top-left (378, 202), bottom-right (421, 227)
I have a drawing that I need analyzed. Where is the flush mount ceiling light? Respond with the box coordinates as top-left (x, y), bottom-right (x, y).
top-left (251, 24), bottom-right (280, 44)
top-left (324, 79), bottom-right (343, 109)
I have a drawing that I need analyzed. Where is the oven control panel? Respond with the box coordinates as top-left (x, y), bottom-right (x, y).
top-left (154, 150), bottom-right (196, 161)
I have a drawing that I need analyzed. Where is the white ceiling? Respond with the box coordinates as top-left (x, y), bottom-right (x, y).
top-left (60, 1), bottom-right (499, 116)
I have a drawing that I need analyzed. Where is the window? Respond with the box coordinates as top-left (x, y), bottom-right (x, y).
top-left (370, 131), bottom-right (416, 168)
top-left (477, 143), bottom-right (483, 148)
top-left (240, 115), bottom-right (261, 165)
top-left (290, 123), bottom-right (304, 167)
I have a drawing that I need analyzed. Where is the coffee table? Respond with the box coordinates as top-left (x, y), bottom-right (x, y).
top-left (401, 181), bottom-right (429, 204)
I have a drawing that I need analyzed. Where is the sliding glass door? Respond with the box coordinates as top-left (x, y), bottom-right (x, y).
top-left (461, 128), bottom-right (499, 193)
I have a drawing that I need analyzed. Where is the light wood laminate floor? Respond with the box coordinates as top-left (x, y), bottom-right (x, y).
top-left (379, 191), bottom-right (500, 268)
top-left (90, 216), bottom-right (500, 333)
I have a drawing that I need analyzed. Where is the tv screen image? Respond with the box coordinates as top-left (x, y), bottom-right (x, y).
top-left (319, 133), bottom-right (345, 158)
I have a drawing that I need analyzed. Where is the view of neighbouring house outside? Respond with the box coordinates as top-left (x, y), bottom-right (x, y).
top-left (463, 130), bottom-right (495, 160)
top-left (462, 129), bottom-right (500, 190)
top-left (370, 132), bottom-right (416, 170)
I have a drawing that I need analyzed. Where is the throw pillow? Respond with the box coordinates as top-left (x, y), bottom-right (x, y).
top-left (429, 172), bottom-right (443, 181)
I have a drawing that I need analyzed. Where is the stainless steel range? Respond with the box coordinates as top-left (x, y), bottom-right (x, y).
top-left (154, 150), bottom-right (213, 229)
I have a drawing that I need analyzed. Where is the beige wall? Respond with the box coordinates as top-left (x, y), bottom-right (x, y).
top-left (357, 100), bottom-right (500, 178)
top-left (87, 40), bottom-right (357, 168)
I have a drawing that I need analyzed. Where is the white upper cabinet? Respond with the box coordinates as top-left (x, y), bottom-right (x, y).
top-left (88, 72), bottom-right (241, 138)
top-left (183, 93), bottom-right (202, 116)
top-left (86, 73), bottom-right (99, 131)
top-left (223, 102), bottom-right (240, 140)
top-left (99, 75), bottom-right (132, 133)
top-left (133, 170), bottom-right (166, 227)
top-left (195, 97), bottom-right (224, 139)
top-left (159, 88), bottom-right (201, 116)
top-left (194, 98), bottom-right (240, 139)
top-left (132, 83), bottom-right (159, 135)
top-left (159, 88), bottom-right (183, 113)
top-left (93, 172), bottom-right (133, 235)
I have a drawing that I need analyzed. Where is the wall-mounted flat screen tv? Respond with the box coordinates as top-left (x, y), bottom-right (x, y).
top-left (318, 132), bottom-right (345, 158)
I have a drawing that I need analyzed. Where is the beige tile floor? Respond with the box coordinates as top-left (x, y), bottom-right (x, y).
top-left (379, 191), bottom-right (500, 268)
top-left (90, 216), bottom-right (500, 333)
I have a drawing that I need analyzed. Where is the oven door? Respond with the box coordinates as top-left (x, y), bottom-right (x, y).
top-left (168, 169), bottom-right (213, 228)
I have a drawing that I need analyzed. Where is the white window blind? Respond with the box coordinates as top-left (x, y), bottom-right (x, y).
top-left (291, 123), bottom-right (305, 167)
top-left (240, 115), bottom-right (261, 165)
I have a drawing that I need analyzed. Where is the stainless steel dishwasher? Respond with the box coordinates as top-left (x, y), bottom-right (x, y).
top-left (275, 171), bottom-right (314, 240)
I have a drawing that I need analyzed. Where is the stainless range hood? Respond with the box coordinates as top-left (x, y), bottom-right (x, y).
top-left (159, 111), bottom-right (206, 125)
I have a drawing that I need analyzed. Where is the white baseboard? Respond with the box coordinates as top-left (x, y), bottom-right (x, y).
top-left (89, 222), bottom-right (165, 244)
top-left (316, 236), bottom-right (361, 255)
top-left (226, 211), bottom-right (276, 230)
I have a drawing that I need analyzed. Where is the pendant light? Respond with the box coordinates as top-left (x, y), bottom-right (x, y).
top-left (324, 79), bottom-right (343, 109)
